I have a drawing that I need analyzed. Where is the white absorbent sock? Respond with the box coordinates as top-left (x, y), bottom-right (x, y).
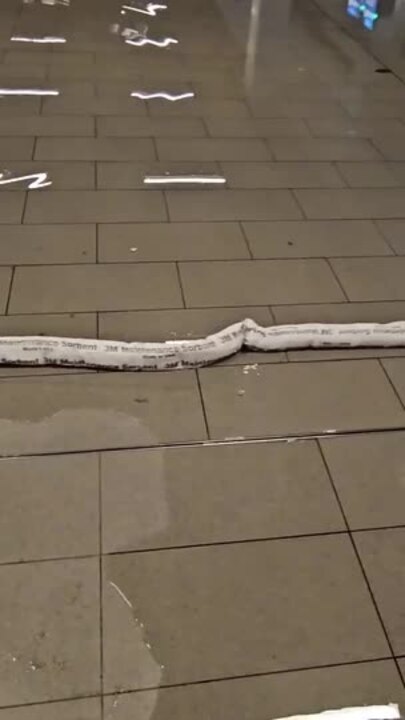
top-left (1, 320), bottom-right (405, 371)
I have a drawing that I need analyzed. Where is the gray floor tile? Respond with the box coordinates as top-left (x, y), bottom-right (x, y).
top-left (98, 222), bottom-right (249, 262)
top-left (166, 189), bottom-right (302, 221)
top-left (24, 190), bottom-right (166, 223)
top-left (0, 138), bottom-right (34, 159)
top-left (148, 99), bottom-right (250, 117)
top-left (295, 189), bottom-right (405, 219)
top-left (0, 162), bottom-right (95, 190)
top-left (273, 301), bottom-right (405, 324)
top-left (243, 220), bottom-right (390, 258)
top-left (99, 306), bottom-right (273, 341)
top-left (97, 116), bottom-right (206, 137)
top-left (179, 259), bottom-right (345, 306)
top-left (9, 263), bottom-right (183, 313)
top-left (101, 441), bottom-right (343, 553)
top-left (0, 115), bottom-right (94, 136)
top-left (0, 372), bottom-right (206, 455)
top-left (0, 193), bottom-right (25, 224)
top-left (102, 661), bottom-right (405, 720)
top-left (0, 267), bottom-right (12, 312)
top-left (42, 96), bottom-right (148, 115)
top-left (355, 528), bottom-right (405, 655)
top-left (222, 162), bottom-right (344, 189)
top-left (0, 98), bottom-right (41, 116)
top-left (306, 117), bottom-right (405, 137)
top-left (321, 432), bottom-right (405, 530)
top-left (206, 117), bottom-right (309, 137)
top-left (0, 224), bottom-right (96, 264)
top-left (249, 99), bottom-right (349, 119)
top-left (156, 138), bottom-right (269, 161)
top-left (0, 312), bottom-right (97, 338)
top-left (372, 136), bottom-right (405, 160)
top-left (382, 358), bottom-right (405, 406)
top-left (0, 454), bottom-right (99, 563)
top-left (102, 535), bottom-right (388, 691)
top-left (0, 558), bottom-right (100, 706)
top-left (268, 137), bottom-right (380, 161)
top-left (35, 137), bottom-right (155, 161)
top-left (97, 161), bottom-right (221, 189)
top-left (199, 360), bottom-right (404, 439)
top-left (0, 698), bottom-right (102, 720)
top-left (337, 163), bottom-right (405, 188)
top-left (377, 220), bottom-right (405, 254)
top-left (331, 258), bottom-right (405, 301)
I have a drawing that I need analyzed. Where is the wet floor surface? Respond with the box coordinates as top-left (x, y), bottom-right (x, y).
top-left (1, 0), bottom-right (405, 717)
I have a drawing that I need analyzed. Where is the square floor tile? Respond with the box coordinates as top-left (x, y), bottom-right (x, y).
top-left (377, 220), bottom-right (405, 254)
top-left (0, 312), bottom-right (96, 338)
top-left (98, 222), bottom-right (248, 262)
top-left (272, 301), bottom-right (405, 324)
top-left (331, 258), bottom-right (405, 301)
top-left (0, 138), bottom-right (34, 159)
top-left (306, 117), bottom-right (405, 138)
top-left (222, 162), bottom-right (343, 189)
top-left (372, 136), bottom-right (405, 160)
top-left (268, 138), bottom-right (379, 161)
top-left (199, 360), bottom-right (404, 439)
top-left (0, 193), bottom-right (25, 224)
top-left (206, 117), bottom-right (309, 137)
top-left (0, 453), bottom-right (99, 563)
top-left (0, 267), bottom-right (12, 313)
top-left (243, 220), bottom-right (390, 258)
top-left (101, 441), bottom-right (343, 553)
top-left (24, 190), bottom-right (166, 224)
top-left (166, 189), bottom-right (302, 221)
top-left (0, 558), bottom-right (100, 706)
top-left (148, 99), bottom-right (250, 117)
top-left (9, 263), bottom-right (182, 313)
top-left (97, 116), bottom-right (206, 137)
top-left (179, 260), bottom-right (345, 306)
top-left (102, 535), bottom-right (388, 691)
top-left (0, 115), bottom-right (94, 136)
top-left (382, 358), bottom-right (405, 406)
top-left (295, 189), bottom-right (405, 219)
top-left (0, 372), bottom-right (206, 455)
top-left (249, 99), bottom-right (349, 119)
top-left (98, 306), bottom-right (273, 342)
top-left (35, 138), bottom-right (155, 161)
top-left (42, 97), bottom-right (148, 115)
top-left (156, 138), bottom-right (269, 161)
top-left (336, 163), bottom-right (405, 188)
top-left (355, 529), bottom-right (405, 655)
top-left (0, 697), bottom-right (101, 720)
top-left (0, 224), bottom-right (96, 264)
top-left (102, 661), bottom-right (405, 720)
top-left (321, 431), bottom-right (405, 529)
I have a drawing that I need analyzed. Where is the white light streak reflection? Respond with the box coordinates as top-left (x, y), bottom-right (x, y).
top-left (121, 3), bottom-right (167, 16)
top-left (125, 36), bottom-right (177, 47)
top-left (144, 175), bottom-right (226, 186)
top-left (0, 89), bottom-right (59, 96)
top-left (11, 36), bottom-right (66, 43)
top-left (131, 91), bottom-right (194, 101)
top-left (0, 172), bottom-right (52, 189)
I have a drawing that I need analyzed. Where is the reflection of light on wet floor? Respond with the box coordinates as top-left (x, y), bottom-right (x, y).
top-left (0, 89), bottom-right (60, 96)
top-left (121, 2), bottom-right (167, 16)
top-left (10, 36), bottom-right (66, 43)
top-left (125, 36), bottom-right (178, 47)
top-left (0, 172), bottom-right (51, 189)
top-left (131, 90), bottom-right (194, 101)
top-left (144, 175), bottom-right (226, 186)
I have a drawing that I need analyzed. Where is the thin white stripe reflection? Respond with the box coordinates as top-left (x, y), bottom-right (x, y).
top-left (0, 89), bottom-right (59, 96)
top-left (144, 175), bottom-right (226, 186)
top-left (125, 36), bottom-right (178, 47)
top-left (11, 36), bottom-right (67, 43)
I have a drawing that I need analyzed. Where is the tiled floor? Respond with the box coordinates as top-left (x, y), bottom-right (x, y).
top-left (1, 0), bottom-right (405, 718)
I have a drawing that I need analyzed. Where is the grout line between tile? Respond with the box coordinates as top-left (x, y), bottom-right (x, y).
top-left (4, 267), bottom-right (15, 316)
top-left (98, 452), bottom-right (104, 719)
top-left (238, 221), bottom-right (254, 259)
top-left (378, 358), bottom-right (405, 411)
top-left (326, 258), bottom-right (350, 301)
